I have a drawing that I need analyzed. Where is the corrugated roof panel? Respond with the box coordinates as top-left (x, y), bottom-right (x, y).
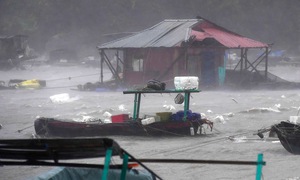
top-left (150, 20), bottom-right (198, 47)
top-left (203, 28), bottom-right (268, 48)
top-left (98, 19), bottom-right (199, 49)
top-left (195, 21), bottom-right (269, 48)
top-left (97, 19), bottom-right (269, 49)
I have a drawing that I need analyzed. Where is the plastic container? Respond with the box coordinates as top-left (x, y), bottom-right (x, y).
top-left (156, 112), bottom-right (172, 122)
top-left (143, 114), bottom-right (161, 122)
top-left (111, 114), bottom-right (129, 123)
top-left (174, 76), bottom-right (199, 90)
top-left (190, 127), bottom-right (195, 136)
top-left (289, 116), bottom-right (300, 124)
top-left (141, 117), bottom-right (156, 125)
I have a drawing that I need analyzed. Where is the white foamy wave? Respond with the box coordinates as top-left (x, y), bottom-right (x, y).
top-left (284, 177), bottom-right (300, 180)
top-left (229, 136), bottom-right (247, 143)
top-left (73, 115), bottom-right (97, 122)
top-left (118, 104), bottom-right (127, 111)
top-left (76, 112), bottom-right (87, 116)
top-left (207, 109), bottom-right (213, 114)
top-left (230, 136), bottom-right (278, 143)
top-left (49, 93), bottom-right (80, 104)
top-left (239, 107), bottom-right (281, 114)
top-left (163, 104), bottom-right (175, 111)
top-left (213, 115), bottom-right (227, 124)
top-left (273, 104), bottom-right (289, 111)
top-left (223, 112), bottom-right (234, 117)
top-left (201, 113), bottom-right (230, 124)
top-left (274, 103), bottom-right (281, 109)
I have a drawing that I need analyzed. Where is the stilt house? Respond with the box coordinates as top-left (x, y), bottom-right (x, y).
top-left (97, 18), bottom-right (270, 89)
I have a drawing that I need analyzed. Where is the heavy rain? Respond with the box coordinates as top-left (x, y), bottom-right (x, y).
top-left (1, 1), bottom-right (300, 180)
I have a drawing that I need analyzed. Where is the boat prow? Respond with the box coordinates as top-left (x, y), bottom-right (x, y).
top-left (271, 121), bottom-right (300, 154)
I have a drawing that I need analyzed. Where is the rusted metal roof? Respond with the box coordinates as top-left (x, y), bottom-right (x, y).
top-left (97, 19), bottom-right (268, 49)
top-left (191, 21), bottom-right (269, 48)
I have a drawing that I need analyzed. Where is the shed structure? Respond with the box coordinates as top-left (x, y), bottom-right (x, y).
top-left (97, 18), bottom-right (270, 89)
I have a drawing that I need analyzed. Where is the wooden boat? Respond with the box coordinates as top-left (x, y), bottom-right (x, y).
top-left (270, 121), bottom-right (300, 154)
top-left (0, 79), bottom-right (46, 90)
top-left (75, 79), bottom-right (121, 92)
top-left (0, 138), bottom-right (266, 180)
top-left (0, 137), bottom-right (161, 180)
top-left (34, 89), bottom-right (213, 137)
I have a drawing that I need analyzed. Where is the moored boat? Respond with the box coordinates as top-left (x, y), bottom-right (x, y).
top-left (0, 137), bottom-right (266, 180)
top-left (270, 121), bottom-right (300, 154)
top-left (0, 79), bottom-right (46, 90)
top-left (34, 89), bottom-right (213, 137)
top-left (0, 137), bottom-right (161, 180)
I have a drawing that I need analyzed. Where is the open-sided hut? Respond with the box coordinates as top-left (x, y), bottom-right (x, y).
top-left (97, 18), bottom-right (270, 89)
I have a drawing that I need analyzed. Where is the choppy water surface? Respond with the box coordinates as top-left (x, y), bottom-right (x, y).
top-left (1, 65), bottom-right (300, 180)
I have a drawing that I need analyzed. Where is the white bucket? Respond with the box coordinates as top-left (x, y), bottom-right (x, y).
top-left (174, 76), bottom-right (199, 90)
top-left (190, 127), bottom-right (195, 136)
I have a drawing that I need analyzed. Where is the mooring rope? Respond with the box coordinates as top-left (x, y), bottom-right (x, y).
top-left (155, 130), bottom-right (260, 156)
top-left (46, 73), bottom-right (102, 82)
top-left (43, 85), bottom-right (77, 89)
top-left (37, 71), bottom-right (117, 89)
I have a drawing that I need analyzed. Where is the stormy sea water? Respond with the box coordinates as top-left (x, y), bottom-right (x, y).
top-left (1, 63), bottom-right (300, 180)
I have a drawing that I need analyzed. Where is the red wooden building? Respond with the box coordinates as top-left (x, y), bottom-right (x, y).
top-left (97, 18), bottom-right (270, 89)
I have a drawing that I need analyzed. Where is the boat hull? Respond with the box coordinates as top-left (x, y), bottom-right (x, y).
top-left (272, 121), bottom-right (300, 154)
top-left (34, 117), bottom-right (203, 137)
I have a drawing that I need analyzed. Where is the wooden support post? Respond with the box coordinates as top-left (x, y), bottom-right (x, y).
top-left (103, 52), bottom-right (121, 82)
top-left (265, 47), bottom-right (269, 80)
top-left (116, 51), bottom-right (119, 75)
top-left (244, 48), bottom-right (248, 70)
top-left (100, 50), bottom-right (104, 83)
top-left (240, 48), bottom-right (244, 72)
